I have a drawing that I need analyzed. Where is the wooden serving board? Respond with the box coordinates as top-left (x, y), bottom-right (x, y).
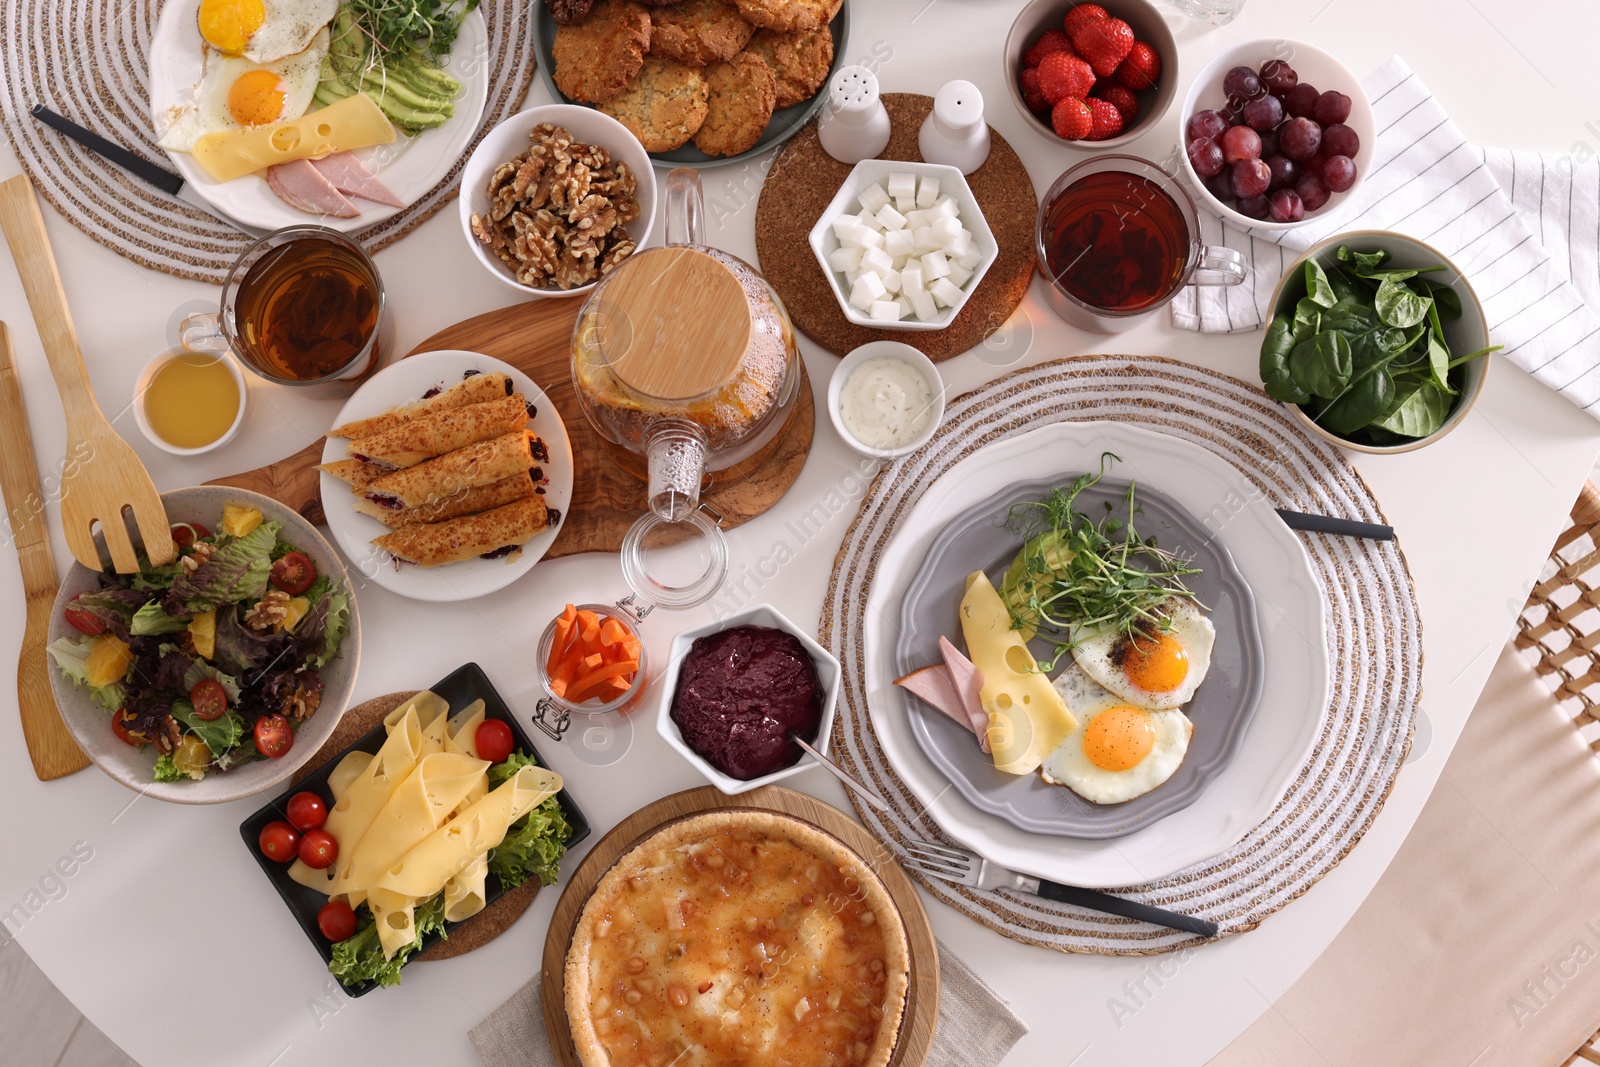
top-left (540, 786), bottom-right (938, 1067)
top-left (207, 298), bottom-right (815, 555)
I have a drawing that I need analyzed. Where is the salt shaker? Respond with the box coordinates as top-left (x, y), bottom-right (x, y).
top-left (817, 65), bottom-right (891, 165)
top-left (919, 80), bottom-right (990, 175)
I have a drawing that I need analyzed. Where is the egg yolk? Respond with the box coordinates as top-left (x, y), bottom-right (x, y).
top-left (1120, 631), bottom-right (1189, 693)
top-left (227, 70), bottom-right (288, 127)
top-left (197, 0), bottom-right (265, 55)
top-left (1084, 706), bottom-right (1155, 772)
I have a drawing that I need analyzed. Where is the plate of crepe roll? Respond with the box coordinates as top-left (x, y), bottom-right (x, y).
top-left (318, 350), bottom-right (573, 602)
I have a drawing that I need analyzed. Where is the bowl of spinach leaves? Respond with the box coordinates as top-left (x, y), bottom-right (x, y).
top-left (1260, 232), bottom-right (1499, 452)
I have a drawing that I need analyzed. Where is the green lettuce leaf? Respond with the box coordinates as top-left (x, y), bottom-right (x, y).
top-left (152, 754), bottom-right (189, 782)
top-left (166, 521), bottom-right (281, 614)
top-left (46, 635), bottom-right (98, 688)
top-left (328, 895), bottom-right (448, 989)
top-left (169, 698), bottom-right (245, 758)
top-left (311, 592), bottom-right (350, 669)
top-left (131, 553), bottom-right (183, 592)
top-left (130, 600), bottom-right (189, 636)
top-left (487, 751), bottom-right (572, 890)
top-left (182, 660), bottom-right (242, 703)
top-left (90, 683), bottom-right (126, 711)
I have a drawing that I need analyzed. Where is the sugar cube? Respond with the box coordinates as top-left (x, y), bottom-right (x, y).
top-left (829, 246), bottom-right (864, 273)
top-left (860, 246), bottom-right (894, 275)
top-left (916, 176), bottom-right (940, 209)
top-left (947, 261), bottom-right (973, 288)
top-left (876, 203), bottom-right (908, 231)
top-left (849, 273), bottom-right (887, 310)
top-left (884, 229), bottom-right (917, 258)
top-left (887, 171), bottom-right (917, 202)
top-left (897, 295), bottom-right (914, 319)
top-left (858, 183), bottom-right (891, 214)
top-left (833, 216), bottom-right (866, 243)
top-left (904, 209), bottom-right (931, 230)
top-left (901, 261), bottom-right (925, 293)
top-left (897, 198), bottom-right (918, 217)
top-left (921, 250), bottom-right (951, 281)
top-left (858, 227), bottom-right (884, 250)
top-left (912, 226), bottom-right (940, 253)
top-left (956, 247), bottom-right (984, 269)
top-left (931, 216), bottom-right (963, 243)
top-left (857, 209), bottom-right (885, 233)
top-left (929, 196), bottom-right (959, 221)
top-left (943, 230), bottom-right (972, 257)
top-left (930, 277), bottom-right (963, 308)
top-left (869, 299), bottom-right (904, 323)
top-left (908, 288), bottom-right (938, 321)
top-left (881, 268), bottom-right (902, 294)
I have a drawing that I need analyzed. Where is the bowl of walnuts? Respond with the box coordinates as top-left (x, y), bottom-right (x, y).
top-left (459, 104), bottom-right (659, 298)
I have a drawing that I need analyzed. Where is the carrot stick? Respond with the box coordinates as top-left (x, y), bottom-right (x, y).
top-left (567, 659), bottom-right (640, 703)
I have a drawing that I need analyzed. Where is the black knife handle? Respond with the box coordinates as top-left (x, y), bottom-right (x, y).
top-left (29, 105), bottom-right (184, 196)
top-left (1036, 879), bottom-right (1220, 938)
top-left (1275, 508), bottom-right (1394, 541)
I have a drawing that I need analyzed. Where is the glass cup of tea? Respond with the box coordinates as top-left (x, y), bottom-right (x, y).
top-left (180, 226), bottom-right (389, 396)
top-left (1036, 154), bottom-right (1246, 333)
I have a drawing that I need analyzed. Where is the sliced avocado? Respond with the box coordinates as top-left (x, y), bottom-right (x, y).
top-left (1000, 530), bottom-right (1075, 640)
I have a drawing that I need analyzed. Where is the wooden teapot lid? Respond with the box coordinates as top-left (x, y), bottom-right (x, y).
top-left (602, 247), bottom-right (752, 400)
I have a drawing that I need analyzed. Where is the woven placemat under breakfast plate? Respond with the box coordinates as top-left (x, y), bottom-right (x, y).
top-left (821, 355), bottom-right (1423, 955)
top-left (754, 93), bottom-right (1036, 362)
top-left (0, 0), bottom-right (536, 283)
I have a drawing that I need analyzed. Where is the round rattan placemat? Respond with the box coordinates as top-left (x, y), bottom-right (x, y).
top-left (0, 0), bottom-right (537, 283)
top-left (821, 354), bottom-right (1423, 955)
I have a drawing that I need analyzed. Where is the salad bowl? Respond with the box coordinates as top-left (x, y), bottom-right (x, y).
top-left (46, 486), bottom-right (362, 804)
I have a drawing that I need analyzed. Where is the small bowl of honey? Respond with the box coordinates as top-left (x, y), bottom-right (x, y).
top-left (132, 349), bottom-right (247, 456)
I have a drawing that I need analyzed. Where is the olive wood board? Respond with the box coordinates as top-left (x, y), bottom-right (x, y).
top-left (207, 298), bottom-right (815, 556)
top-left (291, 689), bottom-right (533, 962)
top-left (755, 93), bottom-right (1037, 362)
top-left (539, 785), bottom-right (939, 1067)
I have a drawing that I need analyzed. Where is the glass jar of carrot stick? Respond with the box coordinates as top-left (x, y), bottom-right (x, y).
top-left (534, 598), bottom-right (651, 740)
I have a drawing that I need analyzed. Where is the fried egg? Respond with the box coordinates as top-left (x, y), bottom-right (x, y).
top-left (1070, 596), bottom-right (1215, 711)
top-left (157, 28), bottom-right (328, 153)
top-left (1041, 662), bottom-right (1193, 804)
top-left (196, 0), bottom-right (338, 62)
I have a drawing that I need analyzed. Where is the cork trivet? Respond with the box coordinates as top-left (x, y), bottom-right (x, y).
top-left (293, 690), bottom-right (538, 962)
top-left (754, 93), bottom-right (1036, 362)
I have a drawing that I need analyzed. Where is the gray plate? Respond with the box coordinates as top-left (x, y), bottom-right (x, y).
top-left (532, 4), bottom-right (850, 170)
top-left (894, 475), bottom-right (1265, 839)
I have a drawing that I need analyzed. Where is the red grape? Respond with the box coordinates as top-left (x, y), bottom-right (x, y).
top-left (1187, 109), bottom-right (1228, 142)
top-left (1243, 94), bottom-right (1283, 131)
top-left (1320, 154), bottom-right (1357, 192)
top-left (1268, 189), bottom-right (1305, 222)
top-left (1295, 173), bottom-right (1330, 210)
top-left (1260, 60), bottom-right (1298, 96)
top-left (1222, 65), bottom-right (1264, 101)
top-left (1219, 124), bottom-right (1262, 164)
top-left (1265, 154), bottom-right (1298, 190)
top-left (1313, 90), bottom-right (1352, 126)
top-left (1187, 137), bottom-right (1226, 178)
top-left (1203, 170), bottom-right (1236, 204)
top-left (1231, 158), bottom-right (1272, 198)
top-left (1321, 123), bottom-right (1360, 159)
top-left (1279, 117), bottom-right (1322, 161)
top-left (1236, 194), bottom-right (1270, 219)
top-left (1284, 83), bottom-right (1320, 118)
top-left (1258, 128), bottom-right (1280, 158)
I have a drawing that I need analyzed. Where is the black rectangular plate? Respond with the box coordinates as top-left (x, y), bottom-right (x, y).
top-left (238, 662), bottom-right (592, 997)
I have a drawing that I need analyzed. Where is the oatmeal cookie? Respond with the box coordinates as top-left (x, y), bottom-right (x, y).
top-left (648, 0), bottom-right (754, 66)
top-left (692, 50), bottom-right (777, 157)
top-left (551, 0), bottom-right (651, 103)
top-left (743, 26), bottom-right (832, 108)
top-left (731, 0), bottom-right (841, 33)
top-left (599, 58), bottom-right (711, 152)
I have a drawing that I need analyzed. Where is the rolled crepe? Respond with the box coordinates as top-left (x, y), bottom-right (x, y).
top-left (373, 497), bottom-right (553, 568)
top-left (361, 432), bottom-right (537, 511)
top-left (352, 470), bottom-right (539, 528)
top-left (319, 458), bottom-right (390, 488)
top-left (348, 394), bottom-right (530, 469)
top-left (329, 372), bottom-right (513, 439)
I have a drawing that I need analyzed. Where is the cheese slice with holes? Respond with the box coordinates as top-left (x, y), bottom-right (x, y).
top-left (191, 93), bottom-right (395, 182)
top-left (958, 571), bottom-right (1077, 775)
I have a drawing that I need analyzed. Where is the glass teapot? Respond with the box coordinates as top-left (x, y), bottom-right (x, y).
top-left (571, 168), bottom-right (803, 608)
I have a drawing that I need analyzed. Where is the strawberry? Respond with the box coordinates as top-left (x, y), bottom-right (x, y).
top-left (1020, 68), bottom-right (1049, 113)
top-left (1036, 52), bottom-right (1096, 105)
top-left (1095, 84), bottom-right (1139, 124)
top-left (1062, 3), bottom-right (1109, 33)
top-left (1114, 40), bottom-right (1162, 90)
top-left (1022, 28), bottom-right (1073, 69)
top-left (1085, 97), bottom-right (1124, 140)
top-left (1051, 96), bottom-right (1094, 140)
top-left (1071, 16), bottom-right (1135, 78)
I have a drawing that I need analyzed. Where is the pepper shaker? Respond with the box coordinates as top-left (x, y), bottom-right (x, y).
top-left (817, 65), bottom-right (891, 165)
top-left (919, 80), bottom-right (990, 175)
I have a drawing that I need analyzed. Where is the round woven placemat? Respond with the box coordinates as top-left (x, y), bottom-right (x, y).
top-left (821, 355), bottom-right (1423, 955)
top-left (754, 93), bottom-right (1036, 362)
top-left (0, 0), bottom-right (537, 283)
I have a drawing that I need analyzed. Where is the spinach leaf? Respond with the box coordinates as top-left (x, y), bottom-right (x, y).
top-left (1375, 277), bottom-right (1431, 328)
top-left (1304, 260), bottom-right (1336, 308)
top-left (1373, 379), bottom-right (1453, 437)
top-left (1425, 280), bottom-right (1463, 320)
top-left (1337, 245), bottom-right (1389, 275)
top-left (1289, 332), bottom-right (1353, 399)
top-left (1293, 297), bottom-right (1323, 339)
top-left (1260, 318), bottom-right (1310, 404)
top-left (1318, 360), bottom-right (1397, 435)
top-left (1326, 267), bottom-right (1366, 303)
top-left (1426, 334), bottom-right (1456, 393)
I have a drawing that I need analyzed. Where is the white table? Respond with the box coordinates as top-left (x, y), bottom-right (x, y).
top-left (3, 2), bottom-right (1599, 1065)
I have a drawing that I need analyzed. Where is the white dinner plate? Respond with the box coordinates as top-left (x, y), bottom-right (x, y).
top-left (864, 421), bottom-right (1330, 887)
top-left (147, 2), bottom-right (489, 232)
top-left (320, 350), bottom-right (573, 603)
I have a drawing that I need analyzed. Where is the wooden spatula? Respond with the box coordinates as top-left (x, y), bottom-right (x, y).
top-left (0, 175), bottom-right (173, 574)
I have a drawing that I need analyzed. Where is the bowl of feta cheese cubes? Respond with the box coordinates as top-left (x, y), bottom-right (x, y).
top-left (808, 160), bottom-right (999, 331)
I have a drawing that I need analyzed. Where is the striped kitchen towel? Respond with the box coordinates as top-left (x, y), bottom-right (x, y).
top-left (1171, 57), bottom-right (1600, 416)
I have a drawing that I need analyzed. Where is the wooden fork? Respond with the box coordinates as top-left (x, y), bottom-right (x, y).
top-left (0, 175), bottom-right (173, 574)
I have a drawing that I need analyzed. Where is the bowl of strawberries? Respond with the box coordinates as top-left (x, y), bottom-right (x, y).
top-left (1004, 0), bottom-right (1177, 148)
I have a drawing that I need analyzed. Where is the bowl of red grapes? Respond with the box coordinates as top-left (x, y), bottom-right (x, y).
top-left (1178, 40), bottom-right (1376, 230)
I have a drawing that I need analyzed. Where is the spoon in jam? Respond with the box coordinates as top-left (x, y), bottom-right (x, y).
top-left (789, 733), bottom-right (894, 816)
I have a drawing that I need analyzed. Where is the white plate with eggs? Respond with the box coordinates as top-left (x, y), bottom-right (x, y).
top-left (866, 421), bottom-right (1328, 887)
top-left (147, 0), bottom-right (489, 233)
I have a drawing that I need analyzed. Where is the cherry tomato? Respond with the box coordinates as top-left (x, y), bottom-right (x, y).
top-left (258, 820), bottom-right (301, 863)
top-left (285, 791), bottom-right (328, 832)
top-left (254, 714), bottom-right (294, 758)
top-left (317, 900), bottom-right (357, 942)
top-left (170, 522), bottom-right (211, 551)
top-left (298, 829), bottom-right (339, 870)
top-left (189, 678), bottom-right (228, 721)
top-left (64, 600), bottom-right (108, 636)
top-left (475, 719), bottom-right (515, 764)
top-left (111, 709), bottom-right (144, 747)
top-left (269, 551), bottom-right (316, 595)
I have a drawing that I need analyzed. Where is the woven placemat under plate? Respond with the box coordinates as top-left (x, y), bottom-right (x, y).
top-left (754, 93), bottom-right (1036, 362)
top-left (821, 355), bottom-right (1423, 955)
top-left (0, 0), bottom-right (536, 283)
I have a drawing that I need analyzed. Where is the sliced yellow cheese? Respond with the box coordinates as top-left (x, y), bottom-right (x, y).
top-left (958, 571), bottom-right (1077, 775)
top-left (366, 886), bottom-right (420, 961)
top-left (192, 94), bottom-right (395, 182)
top-left (343, 752), bottom-right (489, 891)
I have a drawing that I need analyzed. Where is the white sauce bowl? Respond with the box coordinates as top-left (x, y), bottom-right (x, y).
top-left (826, 341), bottom-right (947, 459)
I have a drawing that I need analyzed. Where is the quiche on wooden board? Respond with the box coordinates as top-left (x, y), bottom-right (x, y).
top-left (565, 810), bottom-right (911, 1067)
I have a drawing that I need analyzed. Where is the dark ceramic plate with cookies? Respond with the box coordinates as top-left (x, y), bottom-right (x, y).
top-left (534, 0), bottom-right (851, 169)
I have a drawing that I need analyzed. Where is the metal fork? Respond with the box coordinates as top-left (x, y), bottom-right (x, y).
top-left (903, 838), bottom-right (1220, 938)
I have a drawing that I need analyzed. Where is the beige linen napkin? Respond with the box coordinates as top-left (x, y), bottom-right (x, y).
top-left (470, 940), bottom-right (1026, 1067)
top-left (1211, 645), bottom-right (1600, 1067)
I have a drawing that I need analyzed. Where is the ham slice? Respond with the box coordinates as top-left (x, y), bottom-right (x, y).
top-left (309, 151), bottom-right (404, 208)
top-left (266, 159), bottom-right (359, 218)
top-left (939, 637), bottom-right (990, 753)
top-left (895, 665), bottom-right (971, 732)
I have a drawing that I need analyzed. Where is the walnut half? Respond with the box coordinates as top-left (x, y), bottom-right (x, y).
top-left (244, 589), bottom-right (291, 632)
